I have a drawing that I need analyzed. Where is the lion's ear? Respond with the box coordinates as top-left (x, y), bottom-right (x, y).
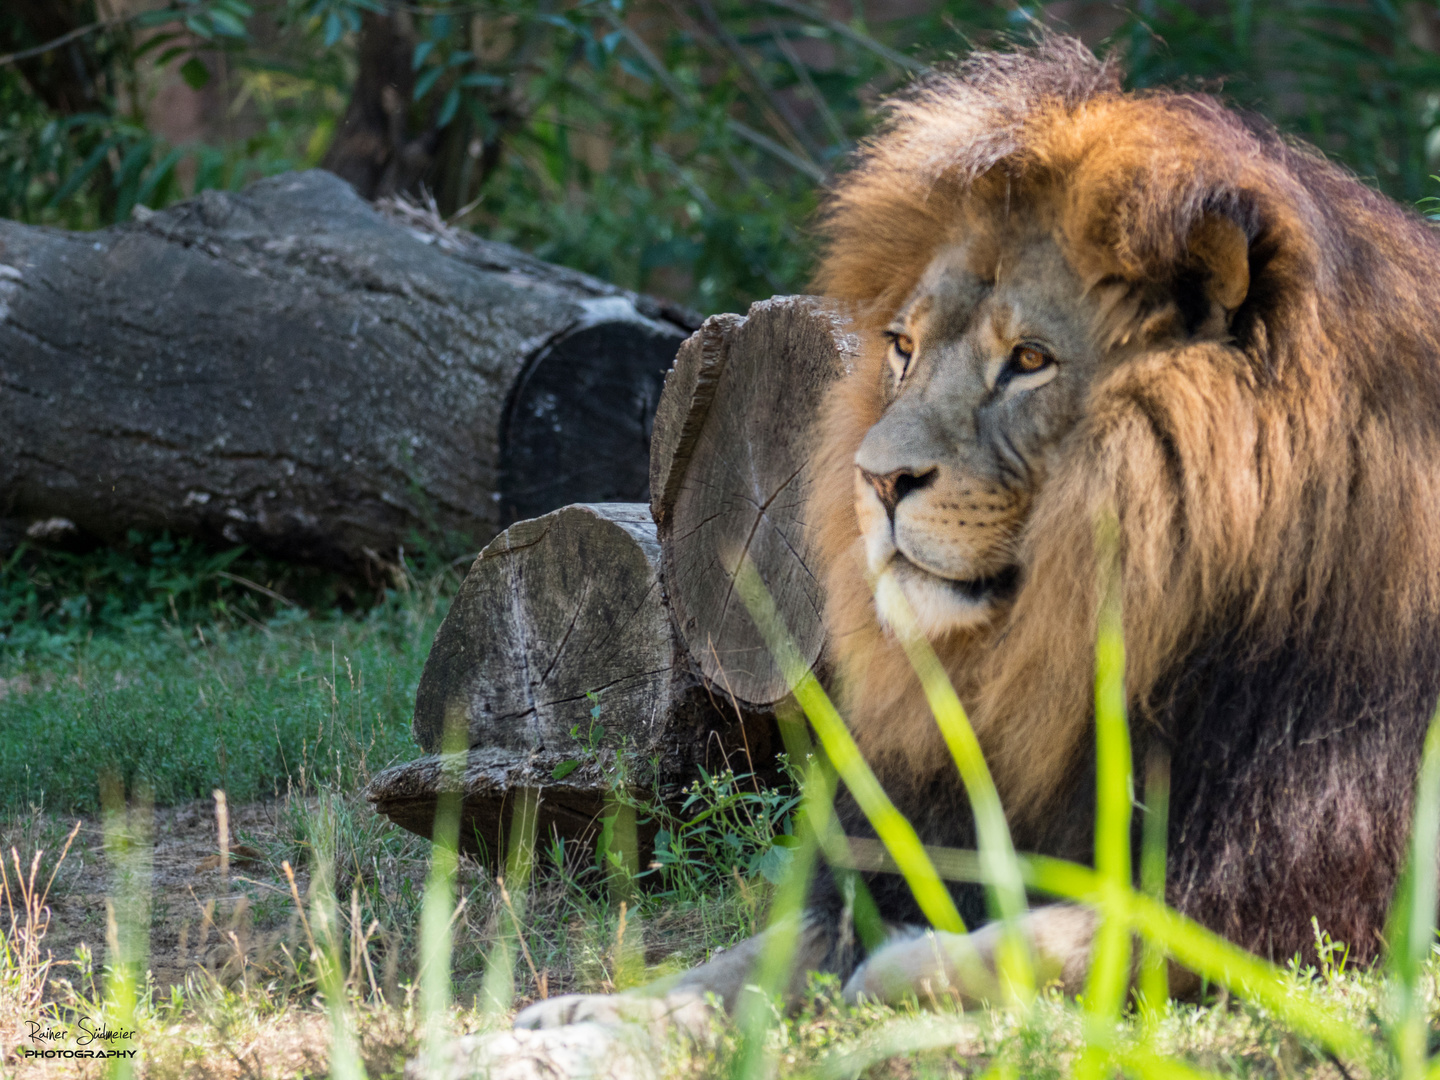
top-left (1188, 216), bottom-right (1250, 315)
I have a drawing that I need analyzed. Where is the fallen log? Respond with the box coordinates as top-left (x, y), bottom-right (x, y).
top-left (368, 503), bottom-right (777, 853)
top-left (0, 171), bottom-right (692, 569)
top-left (650, 296), bottom-right (855, 709)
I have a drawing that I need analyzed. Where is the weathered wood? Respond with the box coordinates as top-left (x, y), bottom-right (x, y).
top-left (370, 503), bottom-right (776, 853)
top-left (648, 312), bottom-right (743, 525)
top-left (365, 749), bottom-right (611, 860)
top-left (651, 297), bottom-right (855, 708)
top-left (0, 171), bottom-right (691, 569)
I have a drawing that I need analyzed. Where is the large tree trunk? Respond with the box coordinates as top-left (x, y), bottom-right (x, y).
top-left (0, 170), bottom-right (693, 569)
top-left (650, 296), bottom-right (855, 708)
top-left (320, 9), bottom-right (433, 202)
top-left (319, 10), bottom-right (521, 214)
top-left (367, 503), bottom-right (777, 855)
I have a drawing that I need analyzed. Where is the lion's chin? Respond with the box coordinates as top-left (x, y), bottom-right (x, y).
top-left (876, 559), bottom-right (1020, 638)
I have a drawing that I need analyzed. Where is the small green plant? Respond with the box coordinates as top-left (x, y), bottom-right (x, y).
top-left (1422, 178), bottom-right (1440, 222)
top-left (0, 531), bottom-right (368, 661)
top-left (550, 691), bottom-right (608, 781)
top-left (643, 767), bottom-right (801, 900)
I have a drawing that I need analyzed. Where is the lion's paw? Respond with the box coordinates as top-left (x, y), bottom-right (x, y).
top-left (407, 1023), bottom-right (657, 1080)
top-left (514, 991), bottom-right (716, 1041)
top-left (513, 994), bottom-right (656, 1030)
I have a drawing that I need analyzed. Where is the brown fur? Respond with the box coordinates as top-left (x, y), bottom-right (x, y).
top-left (811, 36), bottom-right (1440, 960)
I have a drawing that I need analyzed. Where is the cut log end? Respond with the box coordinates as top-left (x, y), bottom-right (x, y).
top-left (653, 297), bottom-right (856, 709)
top-left (412, 503), bottom-right (677, 756)
top-left (387, 502), bottom-right (779, 855)
top-left (500, 314), bottom-right (684, 526)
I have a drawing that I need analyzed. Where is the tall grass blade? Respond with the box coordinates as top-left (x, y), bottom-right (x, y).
top-left (731, 553), bottom-right (965, 935)
top-left (100, 775), bottom-right (152, 1080)
top-left (868, 839), bottom-right (1375, 1066)
top-left (1116, 1047), bottom-right (1228, 1080)
top-left (309, 796), bottom-right (366, 1080)
top-left (601, 795), bottom-right (642, 989)
top-left (1077, 522), bottom-right (1133, 1080)
top-left (732, 754), bottom-right (835, 1080)
top-left (420, 716), bottom-right (465, 1057)
top-left (1019, 855), bottom-right (1374, 1064)
top-left (1386, 697), bottom-right (1440, 1080)
top-left (479, 786), bottom-right (540, 1014)
top-left (774, 702), bottom-right (886, 950)
top-left (1138, 750), bottom-right (1171, 1018)
top-left (872, 569), bottom-right (1033, 1004)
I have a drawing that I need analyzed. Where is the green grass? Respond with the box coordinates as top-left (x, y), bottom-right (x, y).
top-left (0, 538), bottom-right (451, 814)
top-left (729, 547), bottom-right (1440, 1080)
top-left (0, 538), bottom-right (800, 1077)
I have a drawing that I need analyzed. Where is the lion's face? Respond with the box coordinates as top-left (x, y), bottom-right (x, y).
top-left (855, 222), bottom-right (1104, 636)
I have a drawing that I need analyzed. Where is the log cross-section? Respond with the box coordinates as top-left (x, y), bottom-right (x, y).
top-left (651, 297), bottom-right (856, 709)
top-left (371, 503), bottom-right (776, 853)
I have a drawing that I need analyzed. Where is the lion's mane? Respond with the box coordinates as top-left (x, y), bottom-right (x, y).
top-left (809, 37), bottom-right (1440, 960)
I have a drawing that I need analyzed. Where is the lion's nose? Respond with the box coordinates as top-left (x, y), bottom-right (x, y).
top-left (858, 466), bottom-right (936, 518)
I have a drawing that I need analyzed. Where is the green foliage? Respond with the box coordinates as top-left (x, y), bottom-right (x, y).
top-left (0, 532), bottom-right (370, 661)
top-left (0, 0), bottom-right (346, 229)
top-left (646, 766), bottom-right (803, 895)
top-left (0, 550), bottom-right (452, 814)
top-left (3, 0), bottom-right (1437, 312)
top-left (1422, 175), bottom-right (1440, 219)
top-left (1118, 0), bottom-right (1440, 202)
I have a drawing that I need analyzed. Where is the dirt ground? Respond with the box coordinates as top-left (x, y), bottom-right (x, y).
top-left (0, 795), bottom-right (456, 1079)
top-left (13, 798), bottom-right (312, 1002)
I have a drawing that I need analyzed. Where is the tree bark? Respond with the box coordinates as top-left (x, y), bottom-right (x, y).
top-left (320, 10), bottom-right (433, 202)
top-left (319, 10), bottom-right (520, 214)
top-left (650, 296), bottom-right (855, 708)
top-left (0, 170), bottom-right (693, 569)
top-left (368, 503), bottom-right (776, 854)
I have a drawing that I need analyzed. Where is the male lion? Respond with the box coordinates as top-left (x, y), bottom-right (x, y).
top-left (518, 37), bottom-right (1440, 1030)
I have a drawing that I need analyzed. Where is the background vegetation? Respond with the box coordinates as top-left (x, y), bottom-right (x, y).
top-left (2, 0), bottom-right (1437, 316)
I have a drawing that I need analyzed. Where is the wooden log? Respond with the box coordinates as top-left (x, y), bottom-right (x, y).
top-left (367, 503), bottom-right (776, 853)
top-left (650, 297), bottom-right (856, 709)
top-left (0, 171), bottom-right (692, 569)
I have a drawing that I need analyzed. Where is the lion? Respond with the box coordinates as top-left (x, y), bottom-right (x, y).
top-left (516, 36), bottom-right (1440, 1031)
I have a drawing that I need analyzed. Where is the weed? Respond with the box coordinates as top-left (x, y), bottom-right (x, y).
top-left (0, 818), bottom-right (80, 1051)
top-left (0, 532), bottom-right (368, 660)
top-left (645, 767), bottom-right (802, 898)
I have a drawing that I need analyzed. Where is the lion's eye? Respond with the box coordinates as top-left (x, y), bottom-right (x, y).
top-left (886, 332), bottom-right (915, 360)
top-left (884, 331), bottom-right (916, 381)
top-left (1009, 344), bottom-right (1052, 375)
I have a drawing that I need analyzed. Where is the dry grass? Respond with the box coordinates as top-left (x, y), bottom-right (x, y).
top-left (0, 786), bottom-right (1416, 1080)
top-left (1, 821), bottom-right (80, 1057)
top-left (0, 786), bottom-right (761, 1079)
